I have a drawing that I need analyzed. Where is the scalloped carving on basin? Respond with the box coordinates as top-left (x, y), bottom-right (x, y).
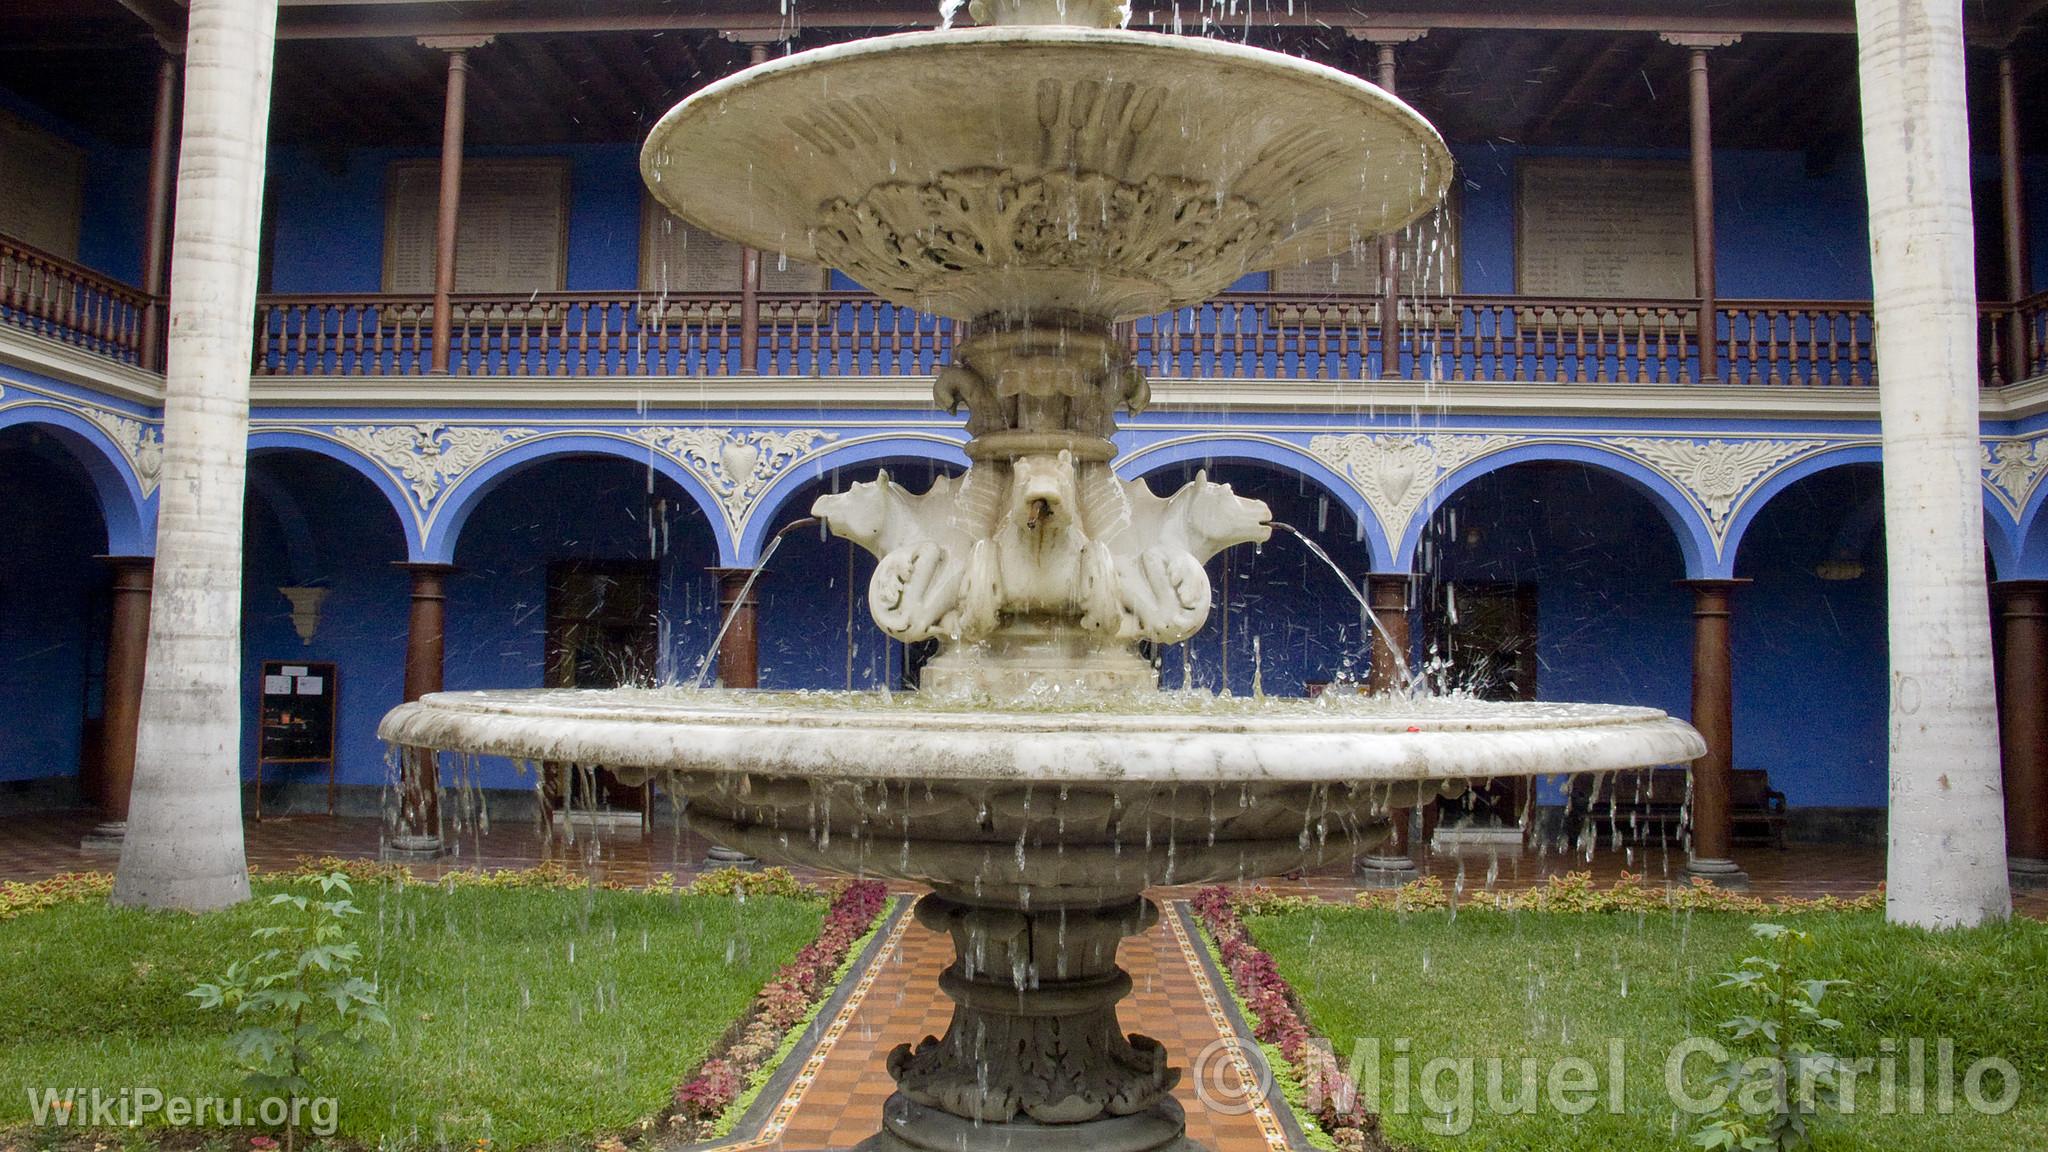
top-left (641, 28), bottom-right (1453, 320)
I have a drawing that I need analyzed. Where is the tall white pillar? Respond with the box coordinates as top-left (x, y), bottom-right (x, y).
top-left (1854, 0), bottom-right (2011, 927)
top-left (113, 0), bottom-right (281, 911)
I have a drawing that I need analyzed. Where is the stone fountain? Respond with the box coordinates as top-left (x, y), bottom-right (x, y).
top-left (381, 3), bottom-right (1707, 1148)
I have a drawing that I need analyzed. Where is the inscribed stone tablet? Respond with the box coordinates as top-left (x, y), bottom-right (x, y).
top-left (1516, 158), bottom-right (1694, 298)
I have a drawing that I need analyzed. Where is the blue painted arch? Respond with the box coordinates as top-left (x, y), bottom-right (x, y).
top-left (735, 433), bottom-right (971, 565)
top-left (1721, 444), bottom-right (1884, 574)
top-left (0, 402), bottom-right (154, 555)
top-left (247, 429), bottom-right (427, 561)
top-left (422, 432), bottom-right (733, 565)
top-left (2013, 479), bottom-right (2048, 579)
top-left (1115, 435), bottom-right (1393, 572)
top-left (1400, 440), bottom-right (1715, 578)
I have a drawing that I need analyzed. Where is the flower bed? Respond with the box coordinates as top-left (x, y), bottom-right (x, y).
top-left (665, 879), bottom-right (891, 1140)
top-left (1190, 887), bottom-right (1386, 1152)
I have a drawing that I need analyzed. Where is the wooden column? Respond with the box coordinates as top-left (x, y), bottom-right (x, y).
top-left (1353, 28), bottom-right (1425, 379)
top-left (424, 36), bottom-right (491, 375)
top-left (82, 557), bottom-right (154, 851)
top-left (390, 562), bottom-right (457, 857)
top-left (1663, 33), bottom-right (1738, 384)
top-left (1998, 50), bottom-right (2029, 384)
top-left (731, 37), bottom-right (774, 375)
top-left (1997, 581), bottom-right (2048, 884)
top-left (138, 43), bottom-right (181, 373)
top-left (709, 567), bottom-right (762, 689)
top-left (1361, 573), bottom-right (1419, 877)
top-left (1681, 578), bottom-right (1748, 883)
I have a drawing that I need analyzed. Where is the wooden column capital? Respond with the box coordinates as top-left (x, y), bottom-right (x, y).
top-left (418, 34), bottom-right (495, 53)
top-left (1658, 32), bottom-right (1742, 50)
top-left (1345, 26), bottom-right (1428, 46)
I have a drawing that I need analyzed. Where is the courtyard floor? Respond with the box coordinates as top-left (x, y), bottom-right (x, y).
top-left (4, 811), bottom-right (2043, 1150)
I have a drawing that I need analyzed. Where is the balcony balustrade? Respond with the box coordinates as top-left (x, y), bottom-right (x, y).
top-left (4, 237), bottom-right (2045, 391)
top-left (0, 237), bottom-right (152, 368)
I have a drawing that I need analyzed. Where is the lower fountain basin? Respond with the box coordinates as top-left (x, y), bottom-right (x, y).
top-left (379, 688), bottom-right (1704, 902)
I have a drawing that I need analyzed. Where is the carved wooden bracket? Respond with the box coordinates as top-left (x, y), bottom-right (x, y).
top-left (1659, 31), bottom-right (1742, 50)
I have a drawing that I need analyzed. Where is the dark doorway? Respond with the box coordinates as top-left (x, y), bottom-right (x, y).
top-left (542, 560), bottom-right (658, 817)
top-left (1425, 581), bottom-right (1539, 830)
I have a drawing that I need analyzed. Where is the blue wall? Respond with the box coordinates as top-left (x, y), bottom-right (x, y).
top-left (1450, 144), bottom-right (1877, 299)
top-left (0, 429), bottom-right (106, 786)
top-left (239, 451), bottom-right (411, 796)
top-left (1731, 464), bottom-right (1888, 807)
top-left (443, 455), bottom-right (722, 791)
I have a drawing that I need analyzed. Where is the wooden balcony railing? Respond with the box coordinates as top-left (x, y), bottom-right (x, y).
top-left (0, 236), bottom-right (152, 367)
top-left (1, 228), bottom-right (2043, 392)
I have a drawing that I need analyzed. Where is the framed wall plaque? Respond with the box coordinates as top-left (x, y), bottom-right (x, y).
top-left (639, 195), bottom-right (829, 294)
top-left (1515, 157), bottom-right (1694, 298)
top-left (381, 157), bottom-right (570, 294)
top-left (0, 109), bottom-right (84, 260)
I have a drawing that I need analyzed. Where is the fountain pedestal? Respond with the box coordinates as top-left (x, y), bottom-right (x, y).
top-left (859, 894), bottom-right (1196, 1152)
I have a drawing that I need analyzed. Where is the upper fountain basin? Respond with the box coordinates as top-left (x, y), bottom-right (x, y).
top-left (640, 27), bottom-right (1453, 321)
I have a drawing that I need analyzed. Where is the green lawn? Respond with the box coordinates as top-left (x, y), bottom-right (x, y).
top-left (0, 879), bottom-right (825, 1149)
top-left (1245, 905), bottom-right (2048, 1152)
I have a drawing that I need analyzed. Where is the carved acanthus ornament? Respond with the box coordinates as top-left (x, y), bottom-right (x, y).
top-left (332, 422), bottom-right (538, 513)
top-left (1983, 435), bottom-right (2048, 516)
top-left (814, 167), bottom-right (1276, 317)
top-left (1306, 432), bottom-right (1517, 545)
top-left (81, 407), bottom-right (164, 497)
top-left (629, 427), bottom-right (837, 530)
top-left (1605, 437), bottom-right (1826, 539)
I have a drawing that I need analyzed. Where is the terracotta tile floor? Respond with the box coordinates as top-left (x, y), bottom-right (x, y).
top-left (748, 905), bottom-right (1284, 1152)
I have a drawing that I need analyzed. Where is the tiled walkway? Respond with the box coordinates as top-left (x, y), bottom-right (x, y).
top-left (745, 905), bottom-right (1284, 1152)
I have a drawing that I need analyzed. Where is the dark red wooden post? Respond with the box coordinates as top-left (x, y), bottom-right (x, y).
top-left (1360, 572), bottom-right (1419, 879)
top-left (138, 43), bottom-right (181, 372)
top-left (1663, 33), bottom-right (1739, 384)
top-left (82, 557), bottom-right (153, 851)
top-left (1997, 581), bottom-right (2048, 885)
top-left (389, 563), bottom-right (457, 857)
top-left (1681, 578), bottom-right (1748, 883)
top-left (1998, 50), bottom-right (2030, 385)
top-left (424, 36), bottom-right (492, 375)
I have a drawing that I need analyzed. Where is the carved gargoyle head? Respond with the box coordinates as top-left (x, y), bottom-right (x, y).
top-left (811, 470), bottom-right (900, 553)
top-left (1008, 450), bottom-right (1082, 535)
top-left (1175, 470), bottom-right (1273, 558)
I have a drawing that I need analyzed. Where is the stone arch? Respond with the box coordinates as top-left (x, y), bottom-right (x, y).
top-left (2011, 468), bottom-right (2048, 580)
top-left (0, 403), bottom-right (153, 555)
top-left (1115, 435), bottom-right (1392, 571)
top-left (247, 428), bottom-right (426, 560)
top-left (1722, 444), bottom-right (1884, 573)
top-left (425, 432), bottom-right (732, 565)
top-left (736, 432), bottom-right (971, 564)
top-left (1401, 441), bottom-right (1714, 577)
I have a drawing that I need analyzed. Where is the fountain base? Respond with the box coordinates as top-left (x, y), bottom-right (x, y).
top-left (863, 894), bottom-right (1197, 1151)
top-left (856, 1096), bottom-right (1202, 1152)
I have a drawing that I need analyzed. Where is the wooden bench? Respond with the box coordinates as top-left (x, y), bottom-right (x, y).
top-left (1565, 767), bottom-right (1787, 849)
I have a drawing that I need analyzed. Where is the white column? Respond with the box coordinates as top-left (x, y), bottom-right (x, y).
top-left (113, 0), bottom-right (280, 911)
top-left (1854, 0), bottom-right (2010, 927)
